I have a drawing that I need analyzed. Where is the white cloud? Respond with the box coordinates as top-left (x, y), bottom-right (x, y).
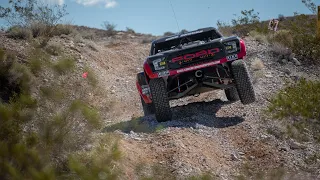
top-left (39, 0), bottom-right (64, 5)
top-left (76, 0), bottom-right (118, 8)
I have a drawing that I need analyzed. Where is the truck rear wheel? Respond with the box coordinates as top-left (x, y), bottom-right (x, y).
top-left (149, 78), bottom-right (172, 122)
top-left (231, 60), bottom-right (256, 104)
top-left (224, 87), bottom-right (239, 102)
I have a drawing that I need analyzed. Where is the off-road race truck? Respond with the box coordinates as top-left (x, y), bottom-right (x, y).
top-left (136, 27), bottom-right (256, 122)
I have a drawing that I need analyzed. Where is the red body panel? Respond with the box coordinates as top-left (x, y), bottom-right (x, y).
top-left (136, 81), bottom-right (152, 104)
top-left (144, 39), bottom-right (246, 79)
top-left (139, 39), bottom-right (247, 104)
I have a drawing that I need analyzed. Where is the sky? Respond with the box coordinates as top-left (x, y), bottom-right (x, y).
top-left (0, 0), bottom-right (319, 35)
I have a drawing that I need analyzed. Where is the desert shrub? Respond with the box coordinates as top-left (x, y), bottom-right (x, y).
top-left (268, 30), bottom-right (293, 48)
top-left (268, 79), bottom-right (320, 142)
top-left (1, 0), bottom-right (69, 38)
top-left (163, 31), bottom-right (175, 36)
top-left (52, 57), bottom-right (75, 74)
top-left (0, 0), bottom-right (68, 27)
top-left (231, 9), bottom-right (260, 36)
top-left (126, 27), bottom-right (135, 34)
top-left (237, 163), bottom-right (286, 180)
top-left (45, 42), bottom-right (62, 56)
top-left (135, 163), bottom-right (177, 180)
top-left (0, 49), bottom-right (33, 103)
top-left (102, 21), bottom-right (117, 36)
top-left (217, 9), bottom-right (261, 37)
top-left (0, 47), bottom-right (123, 179)
top-left (73, 32), bottom-right (85, 43)
top-left (28, 48), bottom-right (50, 75)
top-left (6, 25), bottom-right (32, 40)
top-left (86, 41), bottom-right (99, 52)
top-left (278, 14), bottom-right (285, 21)
top-left (67, 134), bottom-right (122, 179)
top-left (279, 12), bottom-right (319, 63)
top-left (189, 173), bottom-right (215, 180)
top-left (270, 42), bottom-right (291, 57)
top-left (249, 31), bottom-right (268, 43)
top-left (141, 35), bottom-right (155, 44)
top-left (52, 24), bottom-right (74, 36)
top-left (291, 34), bottom-right (320, 64)
top-left (40, 86), bottom-right (65, 101)
top-left (79, 30), bottom-right (95, 40)
top-left (251, 57), bottom-right (265, 70)
top-left (180, 29), bottom-right (188, 34)
top-left (216, 20), bottom-right (234, 36)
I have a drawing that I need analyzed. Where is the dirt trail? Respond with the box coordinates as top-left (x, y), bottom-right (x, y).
top-left (94, 36), bottom-right (320, 179)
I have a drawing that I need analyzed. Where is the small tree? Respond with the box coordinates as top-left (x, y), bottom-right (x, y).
top-left (229, 9), bottom-right (260, 36)
top-left (126, 27), bottom-right (135, 34)
top-left (180, 29), bottom-right (188, 34)
top-left (0, 0), bottom-right (68, 27)
top-left (102, 21), bottom-right (117, 36)
top-left (231, 9), bottom-right (260, 26)
top-left (278, 14), bottom-right (285, 21)
top-left (301, 0), bottom-right (317, 14)
top-left (163, 31), bottom-right (175, 36)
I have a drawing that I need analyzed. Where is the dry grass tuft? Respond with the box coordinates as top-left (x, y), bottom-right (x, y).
top-left (251, 58), bottom-right (265, 70)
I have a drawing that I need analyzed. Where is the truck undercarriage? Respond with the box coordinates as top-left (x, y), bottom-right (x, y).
top-left (136, 27), bottom-right (256, 122)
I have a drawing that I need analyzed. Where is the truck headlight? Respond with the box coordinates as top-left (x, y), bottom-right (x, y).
top-left (153, 58), bottom-right (167, 71)
top-left (224, 41), bottom-right (238, 54)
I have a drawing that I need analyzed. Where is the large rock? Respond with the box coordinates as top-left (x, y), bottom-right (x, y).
top-left (292, 58), bottom-right (301, 66)
top-left (289, 139), bottom-right (307, 150)
top-left (288, 53), bottom-right (295, 61)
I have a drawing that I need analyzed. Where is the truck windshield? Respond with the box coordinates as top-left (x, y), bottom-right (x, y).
top-left (153, 30), bottom-right (222, 55)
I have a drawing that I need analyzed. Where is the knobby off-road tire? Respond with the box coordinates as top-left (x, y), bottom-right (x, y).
top-left (149, 78), bottom-right (172, 122)
top-left (224, 86), bottom-right (240, 102)
top-left (231, 60), bottom-right (256, 104)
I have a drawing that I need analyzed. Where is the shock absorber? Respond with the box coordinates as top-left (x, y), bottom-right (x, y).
top-left (177, 77), bottom-right (181, 92)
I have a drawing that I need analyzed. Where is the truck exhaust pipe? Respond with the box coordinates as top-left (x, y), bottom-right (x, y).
top-left (195, 70), bottom-right (203, 78)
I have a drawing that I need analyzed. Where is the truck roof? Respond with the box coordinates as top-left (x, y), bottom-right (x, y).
top-left (152, 27), bottom-right (220, 44)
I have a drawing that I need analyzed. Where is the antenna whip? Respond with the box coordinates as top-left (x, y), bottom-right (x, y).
top-left (169, 0), bottom-right (180, 32)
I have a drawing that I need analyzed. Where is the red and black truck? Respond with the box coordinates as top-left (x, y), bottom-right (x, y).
top-left (136, 27), bottom-right (256, 122)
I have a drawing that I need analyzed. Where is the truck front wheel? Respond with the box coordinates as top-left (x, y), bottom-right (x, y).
top-left (231, 60), bottom-right (256, 104)
top-left (149, 78), bottom-right (172, 122)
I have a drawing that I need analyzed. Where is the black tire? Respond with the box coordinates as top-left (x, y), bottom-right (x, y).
top-left (231, 60), bottom-right (256, 104)
top-left (141, 97), bottom-right (155, 116)
top-left (224, 86), bottom-right (240, 102)
top-left (149, 78), bottom-right (172, 122)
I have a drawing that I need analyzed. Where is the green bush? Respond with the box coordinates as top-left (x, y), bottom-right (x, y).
top-left (28, 48), bottom-right (50, 75)
top-left (52, 57), bottom-right (75, 74)
top-left (126, 27), bottom-right (135, 34)
top-left (268, 79), bottom-right (320, 142)
top-left (0, 47), bottom-right (123, 179)
top-left (163, 31), bottom-right (175, 36)
top-left (51, 24), bottom-right (74, 36)
top-left (291, 34), bottom-right (320, 64)
top-left (6, 26), bottom-right (32, 40)
top-left (102, 21), bottom-right (117, 36)
top-left (45, 42), bottom-right (62, 56)
top-left (268, 30), bottom-right (293, 48)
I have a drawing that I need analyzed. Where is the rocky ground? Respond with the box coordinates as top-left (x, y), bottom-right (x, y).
top-left (1, 31), bottom-right (319, 179)
top-left (102, 36), bottom-right (320, 179)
